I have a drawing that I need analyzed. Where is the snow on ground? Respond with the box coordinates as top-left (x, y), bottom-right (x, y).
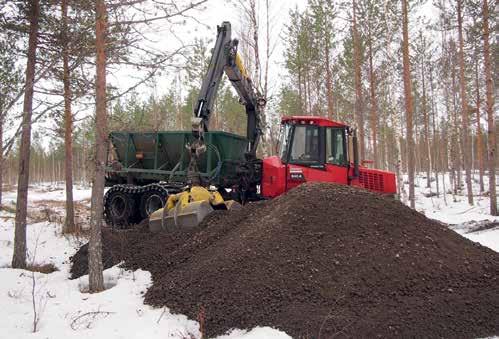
top-left (0, 185), bottom-right (290, 339)
top-left (461, 225), bottom-right (499, 252)
top-left (402, 172), bottom-right (499, 252)
top-left (2, 183), bottom-right (91, 205)
top-left (1, 177), bottom-right (497, 338)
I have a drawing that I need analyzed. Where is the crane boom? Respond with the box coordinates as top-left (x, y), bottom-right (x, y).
top-left (191, 21), bottom-right (265, 159)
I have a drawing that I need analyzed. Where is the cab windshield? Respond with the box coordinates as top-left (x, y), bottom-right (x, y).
top-left (278, 122), bottom-right (348, 167)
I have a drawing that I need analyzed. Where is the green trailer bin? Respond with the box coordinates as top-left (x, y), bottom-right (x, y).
top-left (105, 131), bottom-right (249, 187)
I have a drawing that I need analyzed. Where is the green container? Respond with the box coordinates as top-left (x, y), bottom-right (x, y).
top-left (105, 131), bottom-right (248, 186)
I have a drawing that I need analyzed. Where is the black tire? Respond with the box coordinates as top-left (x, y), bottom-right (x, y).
top-left (139, 187), bottom-right (168, 220)
top-left (104, 189), bottom-right (135, 228)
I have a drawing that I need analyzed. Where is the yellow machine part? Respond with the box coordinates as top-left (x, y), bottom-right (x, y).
top-left (166, 186), bottom-right (226, 210)
top-left (235, 52), bottom-right (249, 79)
top-left (149, 186), bottom-right (240, 232)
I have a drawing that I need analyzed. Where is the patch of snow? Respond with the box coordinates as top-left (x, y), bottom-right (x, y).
top-left (2, 183), bottom-right (91, 205)
top-left (0, 267), bottom-right (201, 338)
top-left (461, 230), bottom-right (499, 253)
top-left (402, 172), bottom-right (498, 223)
top-left (216, 327), bottom-right (292, 339)
top-left (402, 172), bottom-right (499, 253)
top-left (0, 186), bottom-right (291, 339)
top-left (0, 220), bottom-right (82, 269)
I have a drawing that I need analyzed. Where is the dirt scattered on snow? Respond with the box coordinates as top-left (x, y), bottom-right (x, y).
top-left (71, 182), bottom-right (499, 338)
top-left (454, 220), bottom-right (499, 234)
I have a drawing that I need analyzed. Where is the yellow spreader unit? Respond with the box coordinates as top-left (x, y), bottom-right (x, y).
top-left (148, 186), bottom-right (240, 232)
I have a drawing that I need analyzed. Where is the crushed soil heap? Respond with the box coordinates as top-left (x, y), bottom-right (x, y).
top-left (70, 182), bottom-right (499, 338)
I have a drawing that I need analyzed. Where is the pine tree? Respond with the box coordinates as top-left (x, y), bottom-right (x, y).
top-left (0, 29), bottom-right (23, 207)
top-left (61, 0), bottom-right (75, 232)
top-left (309, 0), bottom-right (336, 119)
top-left (12, 0), bottom-right (40, 269)
top-left (401, 0), bottom-right (415, 209)
top-left (89, 0), bottom-right (106, 292)
top-left (482, 0), bottom-right (497, 215)
top-left (456, 0), bottom-right (474, 205)
top-left (352, 0), bottom-right (365, 160)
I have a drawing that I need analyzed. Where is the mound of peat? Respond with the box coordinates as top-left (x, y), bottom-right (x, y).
top-left (71, 182), bottom-right (499, 338)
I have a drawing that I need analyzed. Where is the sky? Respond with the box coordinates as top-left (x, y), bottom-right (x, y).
top-left (108, 0), bottom-right (307, 101)
top-left (109, 0), bottom-right (439, 103)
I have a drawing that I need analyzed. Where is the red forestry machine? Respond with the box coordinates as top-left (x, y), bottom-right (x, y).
top-left (104, 22), bottom-right (396, 231)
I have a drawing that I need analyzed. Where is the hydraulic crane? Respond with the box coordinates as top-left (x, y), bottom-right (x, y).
top-left (187, 21), bottom-right (265, 186)
top-left (149, 22), bottom-right (266, 230)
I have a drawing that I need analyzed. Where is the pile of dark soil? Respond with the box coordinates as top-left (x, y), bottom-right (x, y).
top-left (70, 183), bottom-right (499, 338)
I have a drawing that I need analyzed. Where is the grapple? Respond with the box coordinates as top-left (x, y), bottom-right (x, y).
top-left (148, 186), bottom-right (240, 232)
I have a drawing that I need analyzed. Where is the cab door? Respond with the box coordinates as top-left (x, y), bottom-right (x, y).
top-left (323, 127), bottom-right (349, 184)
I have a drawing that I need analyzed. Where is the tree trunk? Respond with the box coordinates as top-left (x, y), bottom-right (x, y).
top-left (429, 64), bottom-right (439, 196)
top-left (0, 109), bottom-right (3, 207)
top-left (441, 125), bottom-right (448, 205)
top-left (298, 67), bottom-right (303, 112)
top-left (401, 0), bottom-right (415, 209)
top-left (264, 0), bottom-right (270, 102)
top-left (482, 0), bottom-right (497, 215)
top-left (306, 72), bottom-right (312, 114)
top-left (450, 49), bottom-right (462, 193)
top-left (368, 35), bottom-right (378, 167)
top-left (12, 0), bottom-right (40, 269)
top-left (415, 119), bottom-right (421, 176)
top-left (82, 136), bottom-right (87, 185)
top-left (89, 0), bottom-right (107, 292)
top-left (263, 0), bottom-right (274, 152)
top-left (245, 0), bottom-right (271, 156)
top-left (474, 49), bottom-right (485, 193)
top-left (62, 0), bottom-right (76, 233)
top-left (325, 33), bottom-right (334, 120)
top-left (420, 45), bottom-right (431, 188)
top-left (353, 0), bottom-right (365, 160)
top-left (457, 0), bottom-right (473, 205)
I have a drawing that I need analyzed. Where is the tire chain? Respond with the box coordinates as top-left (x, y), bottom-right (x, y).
top-left (103, 182), bottom-right (182, 227)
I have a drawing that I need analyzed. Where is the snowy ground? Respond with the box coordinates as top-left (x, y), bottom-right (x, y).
top-left (0, 176), bottom-right (497, 339)
top-left (402, 172), bottom-right (499, 252)
top-left (2, 183), bottom-right (92, 205)
top-left (0, 183), bottom-right (290, 339)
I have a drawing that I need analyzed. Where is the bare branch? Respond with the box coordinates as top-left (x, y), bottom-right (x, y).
top-left (109, 0), bottom-right (208, 26)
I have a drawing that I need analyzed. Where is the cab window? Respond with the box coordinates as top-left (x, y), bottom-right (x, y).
top-left (326, 128), bottom-right (346, 166)
top-left (278, 123), bottom-right (292, 161)
top-left (290, 125), bottom-right (320, 164)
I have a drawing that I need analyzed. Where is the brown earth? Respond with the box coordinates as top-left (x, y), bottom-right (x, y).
top-left (70, 182), bottom-right (499, 338)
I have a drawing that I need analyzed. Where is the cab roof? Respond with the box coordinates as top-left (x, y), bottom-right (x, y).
top-left (281, 115), bottom-right (348, 128)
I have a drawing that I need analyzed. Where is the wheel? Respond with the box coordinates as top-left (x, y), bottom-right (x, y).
top-left (104, 189), bottom-right (135, 228)
top-left (139, 187), bottom-right (168, 220)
